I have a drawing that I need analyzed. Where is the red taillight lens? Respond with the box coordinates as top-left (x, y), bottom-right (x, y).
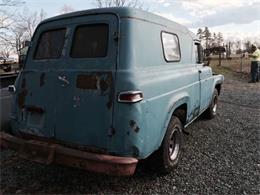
top-left (118, 91), bottom-right (143, 103)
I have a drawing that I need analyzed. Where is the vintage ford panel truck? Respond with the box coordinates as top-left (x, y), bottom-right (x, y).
top-left (1, 7), bottom-right (224, 176)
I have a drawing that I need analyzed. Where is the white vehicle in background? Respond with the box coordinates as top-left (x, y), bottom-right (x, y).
top-left (0, 57), bottom-right (5, 64)
top-left (0, 57), bottom-right (16, 64)
top-left (0, 57), bottom-right (16, 72)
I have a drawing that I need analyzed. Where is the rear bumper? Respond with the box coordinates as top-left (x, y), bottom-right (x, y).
top-left (0, 132), bottom-right (138, 176)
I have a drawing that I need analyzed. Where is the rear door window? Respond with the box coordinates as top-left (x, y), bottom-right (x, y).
top-left (71, 24), bottom-right (108, 58)
top-left (34, 29), bottom-right (66, 59)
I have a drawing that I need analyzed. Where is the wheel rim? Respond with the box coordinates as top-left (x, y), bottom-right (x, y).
top-left (213, 96), bottom-right (217, 114)
top-left (169, 128), bottom-right (180, 161)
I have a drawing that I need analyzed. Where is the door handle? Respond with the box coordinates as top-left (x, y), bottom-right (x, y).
top-left (58, 76), bottom-right (70, 85)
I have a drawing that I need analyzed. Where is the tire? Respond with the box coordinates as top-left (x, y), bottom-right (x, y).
top-left (204, 89), bottom-right (218, 119)
top-left (153, 116), bottom-right (183, 174)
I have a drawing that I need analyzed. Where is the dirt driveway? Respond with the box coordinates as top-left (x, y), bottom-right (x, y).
top-left (0, 71), bottom-right (259, 194)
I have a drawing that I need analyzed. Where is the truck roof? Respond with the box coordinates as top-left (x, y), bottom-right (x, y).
top-left (41, 7), bottom-right (195, 38)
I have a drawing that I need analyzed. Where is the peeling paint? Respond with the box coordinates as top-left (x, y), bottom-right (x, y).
top-left (108, 127), bottom-right (116, 137)
top-left (26, 106), bottom-right (44, 114)
top-left (21, 78), bottom-right (26, 88)
top-left (100, 73), bottom-right (113, 92)
top-left (106, 72), bottom-right (114, 110)
top-left (192, 106), bottom-right (200, 118)
top-left (18, 90), bottom-right (28, 108)
top-left (18, 78), bottom-right (28, 108)
top-left (73, 96), bottom-right (81, 108)
top-left (76, 72), bottom-right (114, 110)
top-left (40, 73), bottom-right (45, 87)
top-left (129, 120), bottom-right (140, 133)
top-left (76, 75), bottom-right (98, 90)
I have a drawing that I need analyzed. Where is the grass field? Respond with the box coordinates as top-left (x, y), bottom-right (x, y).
top-left (209, 55), bottom-right (251, 75)
top-left (0, 57), bottom-right (252, 79)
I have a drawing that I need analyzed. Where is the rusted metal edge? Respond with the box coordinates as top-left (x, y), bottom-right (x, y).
top-left (0, 132), bottom-right (138, 176)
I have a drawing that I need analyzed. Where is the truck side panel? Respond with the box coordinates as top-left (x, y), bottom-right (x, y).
top-left (110, 18), bottom-right (200, 158)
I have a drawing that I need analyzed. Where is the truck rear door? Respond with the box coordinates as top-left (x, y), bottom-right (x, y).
top-left (54, 14), bottom-right (118, 149)
top-left (20, 14), bottom-right (118, 150)
top-left (17, 27), bottom-right (67, 138)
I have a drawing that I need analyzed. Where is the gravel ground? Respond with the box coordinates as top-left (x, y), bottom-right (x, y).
top-left (0, 72), bottom-right (259, 194)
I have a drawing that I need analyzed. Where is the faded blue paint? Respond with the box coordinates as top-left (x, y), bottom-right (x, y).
top-left (10, 7), bottom-right (224, 159)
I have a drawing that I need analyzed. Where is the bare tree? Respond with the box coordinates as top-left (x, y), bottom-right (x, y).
top-left (211, 33), bottom-right (217, 47)
top-left (197, 28), bottom-right (203, 40)
top-left (216, 32), bottom-right (224, 66)
top-left (94, 0), bottom-right (144, 8)
top-left (0, 0), bottom-right (25, 58)
top-left (16, 8), bottom-right (46, 39)
top-left (59, 4), bottom-right (75, 14)
top-left (0, 8), bottom-right (46, 57)
top-left (216, 32), bottom-right (223, 46)
top-left (0, 42), bottom-right (12, 58)
top-left (9, 24), bottom-right (26, 54)
top-left (203, 27), bottom-right (211, 49)
top-left (0, 0), bottom-right (24, 29)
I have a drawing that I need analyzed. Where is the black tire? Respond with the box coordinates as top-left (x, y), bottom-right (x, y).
top-left (153, 116), bottom-right (183, 174)
top-left (204, 89), bottom-right (218, 119)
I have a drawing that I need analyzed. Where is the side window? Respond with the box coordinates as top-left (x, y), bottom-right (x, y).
top-left (34, 29), bottom-right (66, 59)
top-left (71, 24), bottom-right (108, 58)
top-left (161, 32), bottom-right (181, 62)
top-left (195, 42), bottom-right (203, 64)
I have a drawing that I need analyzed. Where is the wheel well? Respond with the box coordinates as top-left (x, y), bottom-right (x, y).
top-left (173, 104), bottom-right (187, 126)
top-left (215, 84), bottom-right (221, 95)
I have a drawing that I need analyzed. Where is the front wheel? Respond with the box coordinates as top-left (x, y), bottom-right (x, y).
top-left (204, 89), bottom-right (218, 119)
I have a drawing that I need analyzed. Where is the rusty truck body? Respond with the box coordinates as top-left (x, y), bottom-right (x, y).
top-left (1, 7), bottom-right (224, 176)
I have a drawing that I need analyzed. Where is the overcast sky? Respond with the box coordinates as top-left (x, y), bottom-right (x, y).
top-left (21, 0), bottom-right (260, 41)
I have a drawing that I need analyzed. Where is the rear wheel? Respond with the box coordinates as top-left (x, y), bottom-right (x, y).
top-left (204, 89), bottom-right (218, 119)
top-left (153, 116), bottom-right (183, 174)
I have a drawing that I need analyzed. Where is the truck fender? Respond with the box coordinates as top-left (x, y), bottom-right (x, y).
top-left (157, 93), bottom-right (190, 150)
top-left (212, 74), bottom-right (224, 95)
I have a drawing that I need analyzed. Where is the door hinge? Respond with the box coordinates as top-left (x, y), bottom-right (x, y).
top-left (113, 31), bottom-right (119, 41)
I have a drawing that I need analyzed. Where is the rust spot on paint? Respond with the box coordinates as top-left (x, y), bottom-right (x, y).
top-left (129, 120), bottom-right (135, 128)
top-left (192, 106), bottom-right (200, 119)
top-left (100, 73), bottom-right (113, 93)
top-left (40, 73), bottom-right (45, 87)
top-left (100, 79), bottom-right (108, 92)
top-left (106, 73), bottom-right (114, 110)
top-left (76, 72), bottom-right (114, 110)
top-left (135, 126), bottom-right (140, 133)
top-left (129, 120), bottom-right (140, 133)
top-left (108, 127), bottom-right (116, 137)
top-left (18, 77), bottom-right (28, 108)
top-left (76, 75), bottom-right (98, 90)
top-left (18, 90), bottom-right (28, 108)
top-left (21, 78), bottom-right (26, 88)
top-left (26, 106), bottom-right (44, 114)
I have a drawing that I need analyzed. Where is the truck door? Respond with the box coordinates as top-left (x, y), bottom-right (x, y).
top-left (195, 42), bottom-right (213, 111)
top-left (16, 27), bottom-right (67, 138)
top-left (54, 14), bottom-right (118, 149)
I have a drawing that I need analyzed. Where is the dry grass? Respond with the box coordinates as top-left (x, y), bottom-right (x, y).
top-left (209, 56), bottom-right (251, 81)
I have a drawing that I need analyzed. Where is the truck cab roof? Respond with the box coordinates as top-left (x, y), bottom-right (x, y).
top-left (41, 7), bottom-right (195, 38)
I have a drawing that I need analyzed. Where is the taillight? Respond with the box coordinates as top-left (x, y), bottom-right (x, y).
top-left (118, 91), bottom-right (143, 103)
